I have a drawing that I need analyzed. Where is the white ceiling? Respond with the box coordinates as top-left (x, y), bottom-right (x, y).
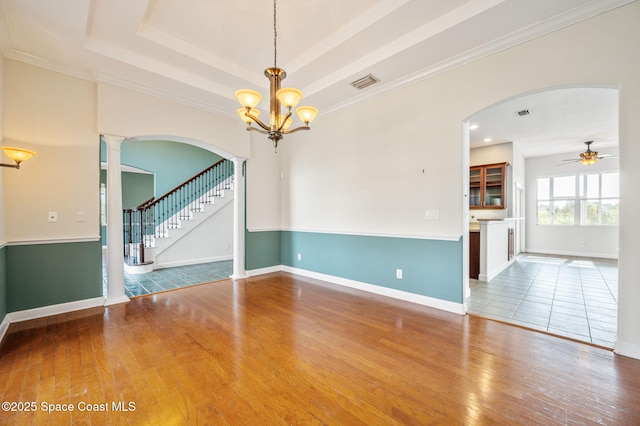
top-left (469, 87), bottom-right (619, 158)
top-left (0, 0), bottom-right (630, 157)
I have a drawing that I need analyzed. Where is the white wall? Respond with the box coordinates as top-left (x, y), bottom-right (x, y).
top-left (246, 132), bottom-right (281, 231)
top-left (3, 60), bottom-right (99, 243)
top-left (525, 150), bottom-right (619, 258)
top-left (155, 201), bottom-right (234, 267)
top-left (279, 87), bottom-right (462, 239)
top-left (97, 82), bottom-right (248, 159)
top-left (278, 3), bottom-right (640, 357)
top-left (0, 55), bottom-right (5, 245)
top-left (470, 143), bottom-right (513, 168)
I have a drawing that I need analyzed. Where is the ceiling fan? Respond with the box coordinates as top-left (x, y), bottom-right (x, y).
top-left (562, 141), bottom-right (613, 165)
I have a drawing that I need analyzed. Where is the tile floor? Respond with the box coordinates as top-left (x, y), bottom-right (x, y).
top-left (467, 253), bottom-right (618, 348)
top-left (102, 259), bottom-right (233, 298)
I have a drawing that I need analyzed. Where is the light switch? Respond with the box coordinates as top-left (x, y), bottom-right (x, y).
top-left (425, 210), bottom-right (439, 220)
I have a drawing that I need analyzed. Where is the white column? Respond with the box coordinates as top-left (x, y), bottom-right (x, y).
top-left (104, 135), bottom-right (130, 306)
top-left (231, 156), bottom-right (248, 279)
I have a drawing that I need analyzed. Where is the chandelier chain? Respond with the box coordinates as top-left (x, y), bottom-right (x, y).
top-left (273, 0), bottom-right (277, 68)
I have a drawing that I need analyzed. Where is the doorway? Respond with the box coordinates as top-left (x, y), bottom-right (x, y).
top-left (464, 86), bottom-right (619, 347)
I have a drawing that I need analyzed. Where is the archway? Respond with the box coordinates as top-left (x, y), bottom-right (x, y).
top-left (463, 85), bottom-right (619, 347)
top-left (103, 134), bottom-right (247, 305)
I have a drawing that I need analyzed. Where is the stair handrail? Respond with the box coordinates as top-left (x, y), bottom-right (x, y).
top-left (136, 196), bottom-right (155, 210)
top-left (145, 158), bottom-right (226, 209)
top-left (122, 158), bottom-right (233, 266)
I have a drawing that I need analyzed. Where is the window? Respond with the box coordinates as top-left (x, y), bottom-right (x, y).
top-left (580, 172), bottom-right (619, 225)
top-left (537, 172), bottom-right (618, 226)
top-left (100, 183), bottom-right (107, 226)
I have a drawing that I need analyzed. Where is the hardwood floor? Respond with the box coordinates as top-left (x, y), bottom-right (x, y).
top-left (1, 272), bottom-right (639, 425)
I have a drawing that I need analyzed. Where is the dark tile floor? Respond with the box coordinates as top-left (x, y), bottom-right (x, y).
top-left (102, 258), bottom-right (233, 298)
top-left (467, 253), bottom-right (618, 348)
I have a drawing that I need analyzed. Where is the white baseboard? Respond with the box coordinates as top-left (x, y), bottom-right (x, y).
top-left (124, 262), bottom-right (154, 274)
top-left (524, 248), bottom-right (618, 260)
top-left (0, 297), bottom-right (106, 345)
top-left (0, 317), bottom-right (10, 345)
top-left (615, 340), bottom-right (640, 360)
top-left (246, 265), bottom-right (465, 315)
top-left (247, 265), bottom-right (281, 277)
top-left (478, 258), bottom-right (516, 282)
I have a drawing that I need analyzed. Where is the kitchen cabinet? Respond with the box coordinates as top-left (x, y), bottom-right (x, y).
top-left (469, 231), bottom-right (480, 279)
top-left (470, 162), bottom-right (507, 209)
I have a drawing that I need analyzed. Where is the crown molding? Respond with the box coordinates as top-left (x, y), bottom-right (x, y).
top-left (320, 0), bottom-right (636, 118)
top-left (1, 0), bottom-right (633, 122)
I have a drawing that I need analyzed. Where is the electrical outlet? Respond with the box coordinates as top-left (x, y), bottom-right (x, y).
top-left (396, 269), bottom-right (403, 279)
top-left (77, 211), bottom-right (86, 222)
top-left (297, 253), bottom-right (302, 261)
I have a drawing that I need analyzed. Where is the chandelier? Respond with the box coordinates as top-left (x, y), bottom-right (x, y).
top-left (235, 0), bottom-right (318, 152)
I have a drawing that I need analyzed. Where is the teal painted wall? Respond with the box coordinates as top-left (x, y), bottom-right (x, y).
top-left (281, 231), bottom-right (463, 303)
top-left (245, 230), bottom-right (463, 304)
top-left (0, 246), bottom-right (6, 324)
top-left (121, 172), bottom-right (154, 209)
top-left (246, 230), bottom-right (281, 270)
top-left (101, 139), bottom-right (222, 197)
top-left (6, 241), bottom-right (103, 312)
top-left (100, 170), bottom-right (154, 245)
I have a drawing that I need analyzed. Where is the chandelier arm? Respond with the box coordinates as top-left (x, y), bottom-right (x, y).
top-left (276, 111), bottom-right (293, 132)
top-left (246, 126), bottom-right (269, 135)
top-left (283, 126), bottom-right (310, 135)
top-left (245, 112), bottom-right (271, 132)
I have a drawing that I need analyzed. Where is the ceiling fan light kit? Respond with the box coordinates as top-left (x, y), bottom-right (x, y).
top-left (235, 0), bottom-right (318, 153)
top-left (579, 141), bottom-right (601, 165)
top-left (562, 141), bottom-right (613, 166)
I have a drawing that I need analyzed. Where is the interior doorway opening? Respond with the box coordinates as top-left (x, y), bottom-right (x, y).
top-left (101, 136), bottom-right (238, 299)
top-left (463, 86), bottom-right (619, 347)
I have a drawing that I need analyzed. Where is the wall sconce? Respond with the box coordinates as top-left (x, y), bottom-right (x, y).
top-left (1, 146), bottom-right (36, 169)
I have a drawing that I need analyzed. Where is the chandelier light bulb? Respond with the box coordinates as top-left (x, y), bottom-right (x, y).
top-left (295, 106), bottom-right (318, 124)
top-left (276, 88), bottom-right (303, 109)
top-left (279, 115), bottom-right (293, 130)
top-left (237, 108), bottom-right (260, 124)
top-left (235, 89), bottom-right (262, 109)
top-left (233, 0), bottom-right (318, 152)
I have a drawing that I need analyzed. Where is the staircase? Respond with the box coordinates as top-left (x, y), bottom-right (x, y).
top-left (123, 159), bottom-right (234, 273)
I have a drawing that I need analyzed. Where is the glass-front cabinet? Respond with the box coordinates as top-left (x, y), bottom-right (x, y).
top-left (469, 162), bottom-right (507, 209)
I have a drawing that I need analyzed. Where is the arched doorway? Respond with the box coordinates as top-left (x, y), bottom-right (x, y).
top-left (463, 86), bottom-right (619, 348)
top-left (103, 134), bottom-right (247, 304)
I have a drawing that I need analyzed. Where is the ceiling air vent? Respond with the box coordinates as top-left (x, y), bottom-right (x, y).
top-left (516, 109), bottom-right (530, 117)
top-left (350, 74), bottom-right (379, 90)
